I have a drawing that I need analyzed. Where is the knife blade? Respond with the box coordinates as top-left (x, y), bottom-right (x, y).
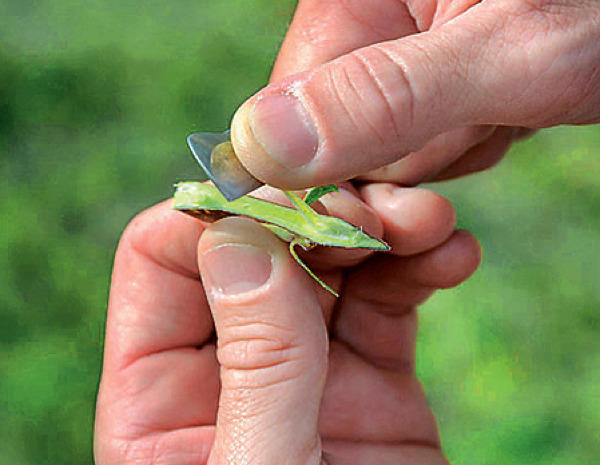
top-left (187, 130), bottom-right (264, 201)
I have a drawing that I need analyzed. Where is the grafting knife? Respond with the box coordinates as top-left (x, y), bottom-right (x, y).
top-left (186, 130), bottom-right (263, 201)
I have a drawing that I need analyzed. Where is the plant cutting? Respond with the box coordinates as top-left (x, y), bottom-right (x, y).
top-left (174, 138), bottom-right (390, 296)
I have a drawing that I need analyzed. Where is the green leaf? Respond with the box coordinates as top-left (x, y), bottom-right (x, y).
top-left (303, 184), bottom-right (339, 205)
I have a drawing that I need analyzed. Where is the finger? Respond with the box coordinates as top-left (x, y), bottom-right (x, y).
top-left (432, 125), bottom-right (515, 181)
top-left (271, 0), bottom-right (418, 80)
top-left (360, 125), bottom-right (535, 184)
top-left (359, 183), bottom-right (456, 256)
top-left (103, 200), bottom-right (213, 371)
top-left (96, 201), bottom-right (220, 461)
top-left (357, 125), bottom-right (495, 185)
top-left (318, 342), bottom-right (440, 446)
top-left (333, 231), bottom-right (481, 371)
top-left (231, 2), bottom-right (600, 189)
top-left (198, 217), bottom-right (327, 465)
top-left (348, 230), bottom-right (482, 300)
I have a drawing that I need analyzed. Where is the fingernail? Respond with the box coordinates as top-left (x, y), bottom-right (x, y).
top-left (202, 244), bottom-right (272, 295)
top-left (250, 93), bottom-right (319, 169)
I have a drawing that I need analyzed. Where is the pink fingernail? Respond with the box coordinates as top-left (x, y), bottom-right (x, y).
top-left (202, 244), bottom-right (272, 295)
top-left (250, 93), bottom-right (319, 169)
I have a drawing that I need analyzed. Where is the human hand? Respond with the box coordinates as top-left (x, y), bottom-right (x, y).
top-left (229, 0), bottom-right (600, 188)
top-left (94, 185), bottom-right (480, 465)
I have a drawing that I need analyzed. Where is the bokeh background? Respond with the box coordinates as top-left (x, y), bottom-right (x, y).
top-left (1, 1), bottom-right (598, 464)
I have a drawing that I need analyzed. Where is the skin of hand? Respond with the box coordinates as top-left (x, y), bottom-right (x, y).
top-left (229, 0), bottom-right (600, 189)
top-left (94, 184), bottom-right (481, 465)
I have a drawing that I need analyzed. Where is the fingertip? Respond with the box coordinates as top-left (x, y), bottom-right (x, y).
top-left (197, 216), bottom-right (287, 267)
top-left (230, 98), bottom-right (273, 184)
top-left (197, 217), bottom-right (324, 303)
top-left (197, 218), bottom-right (282, 296)
top-left (119, 199), bottom-right (204, 277)
top-left (441, 229), bottom-right (482, 287)
top-left (360, 183), bottom-right (456, 255)
top-left (121, 199), bottom-right (176, 249)
top-left (230, 83), bottom-right (317, 190)
top-left (413, 229), bottom-right (482, 289)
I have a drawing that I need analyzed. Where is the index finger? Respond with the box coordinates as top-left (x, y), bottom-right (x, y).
top-left (102, 200), bottom-right (213, 372)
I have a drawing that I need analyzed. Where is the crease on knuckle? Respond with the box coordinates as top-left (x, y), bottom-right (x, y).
top-left (324, 60), bottom-right (369, 141)
top-left (325, 47), bottom-right (417, 148)
top-left (216, 321), bottom-right (308, 388)
top-left (370, 43), bottom-right (424, 137)
top-left (352, 49), bottom-right (405, 143)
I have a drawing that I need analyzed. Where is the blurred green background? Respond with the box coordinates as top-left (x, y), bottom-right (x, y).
top-left (1, 1), bottom-right (598, 464)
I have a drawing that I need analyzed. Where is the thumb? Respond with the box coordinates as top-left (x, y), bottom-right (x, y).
top-left (231, 1), bottom-right (600, 189)
top-left (198, 217), bottom-right (327, 465)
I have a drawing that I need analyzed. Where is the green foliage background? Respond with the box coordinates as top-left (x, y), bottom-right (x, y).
top-left (1, 1), bottom-right (598, 464)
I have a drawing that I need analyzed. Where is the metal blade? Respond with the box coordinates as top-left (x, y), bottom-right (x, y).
top-left (187, 130), bottom-right (263, 201)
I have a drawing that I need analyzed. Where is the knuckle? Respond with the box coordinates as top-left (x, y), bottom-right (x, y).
top-left (216, 321), bottom-right (311, 389)
top-left (119, 210), bottom-right (148, 245)
top-left (351, 46), bottom-right (417, 143)
top-left (364, 40), bottom-right (461, 146)
top-left (118, 205), bottom-right (160, 252)
top-left (215, 313), bottom-right (328, 391)
top-left (311, 47), bottom-right (417, 156)
top-left (218, 331), bottom-right (299, 370)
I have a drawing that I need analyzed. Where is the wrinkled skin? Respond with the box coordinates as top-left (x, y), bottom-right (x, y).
top-left (95, 185), bottom-right (481, 465)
